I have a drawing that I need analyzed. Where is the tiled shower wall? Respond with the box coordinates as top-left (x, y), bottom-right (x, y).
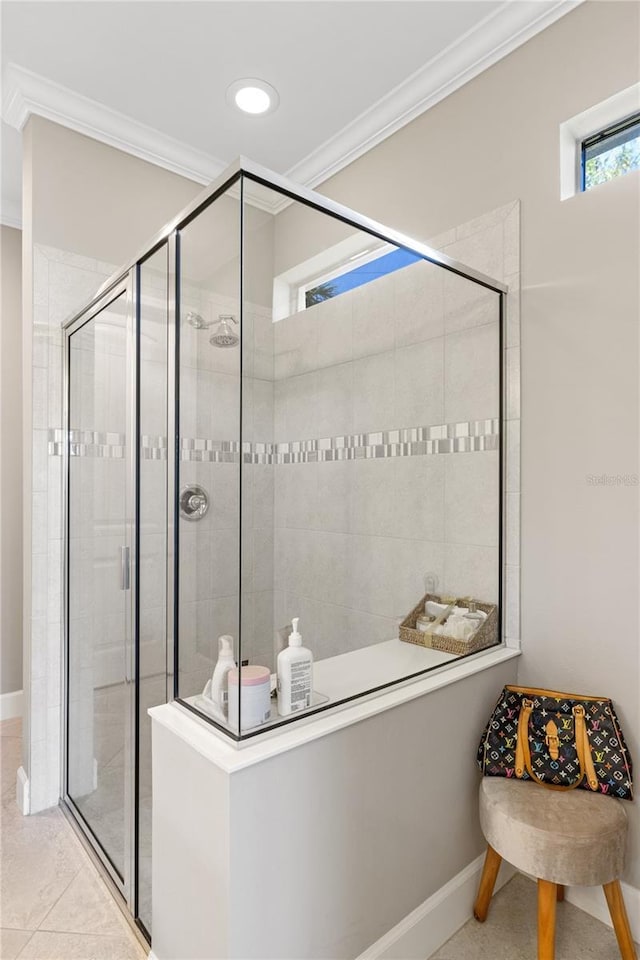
top-left (28, 245), bottom-right (117, 812)
top-left (416, 201), bottom-right (520, 647)
top-left (175, 282), bottom-right (276, 698)
top-left (271, 255), bottom-right (503, 660)
top-left (66, 316), bottom-right (127, 798)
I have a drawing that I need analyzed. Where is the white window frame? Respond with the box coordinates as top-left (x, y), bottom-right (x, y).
top-left (272, 234), bottom-right (393, 322)
top-left (560, 82), bottom-right (640, 200)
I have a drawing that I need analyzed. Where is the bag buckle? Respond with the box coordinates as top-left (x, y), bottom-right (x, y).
top-left (545, 720), bottom-right (560, 760)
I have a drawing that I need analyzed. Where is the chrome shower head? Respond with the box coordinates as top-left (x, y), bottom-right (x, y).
top-left (209, 315), bottom-right (239, 348)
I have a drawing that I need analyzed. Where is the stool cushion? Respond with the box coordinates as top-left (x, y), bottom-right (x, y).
top-left (479, 778), bottom-right (627, 886)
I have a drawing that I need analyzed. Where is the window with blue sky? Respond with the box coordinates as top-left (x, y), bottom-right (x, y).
top-left (305, 247), bottom-right (422, 307)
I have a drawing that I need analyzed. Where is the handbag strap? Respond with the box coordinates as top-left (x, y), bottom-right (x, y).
top-left (577, 706), bottom-right (598, 791)
top-left (515, 699), bottom-right (598, 791)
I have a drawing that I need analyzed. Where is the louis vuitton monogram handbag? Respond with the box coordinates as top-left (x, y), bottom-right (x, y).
top-left (477, 685), bottom-right (634, 800)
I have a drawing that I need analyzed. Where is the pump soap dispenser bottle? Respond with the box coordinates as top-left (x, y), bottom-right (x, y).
top-left (210, 635), bottom-right (235, 717)
top-left (277, 618), bottom-right (313, 716)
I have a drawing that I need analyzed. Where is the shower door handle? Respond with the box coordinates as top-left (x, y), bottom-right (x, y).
top-left (120, 546), bottom-right (130, 591)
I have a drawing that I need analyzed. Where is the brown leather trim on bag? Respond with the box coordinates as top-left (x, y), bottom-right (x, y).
top-left (545, 719), bottom-right (560, 760)
top-left (506, 684), bottom-right (610, 704)
top-left (515, 698), bottom-right (532, 779)
top-left (575, 705), bottom-right (598, 791)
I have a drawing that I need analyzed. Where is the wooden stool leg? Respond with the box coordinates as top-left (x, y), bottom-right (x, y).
top-left (603, 880), bottom-right (638, 960)
top-left (537, 879), bottom-right (557, 960)
top-left (473, 845), bottom-right (502, 922)
top-left (556, 884), bottom-right (565, 902)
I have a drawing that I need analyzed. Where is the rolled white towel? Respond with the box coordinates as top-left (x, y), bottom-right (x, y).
top-left (443, 615), bottom-right (476, 640)
top-left (425, 600), bottom-right (449, 618)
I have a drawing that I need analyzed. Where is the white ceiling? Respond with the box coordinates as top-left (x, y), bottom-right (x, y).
top-left (1, 0), bottom-right (579, 228)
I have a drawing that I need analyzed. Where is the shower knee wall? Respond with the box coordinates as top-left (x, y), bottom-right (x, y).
top-left (151, 658), bottom-right (518, 960)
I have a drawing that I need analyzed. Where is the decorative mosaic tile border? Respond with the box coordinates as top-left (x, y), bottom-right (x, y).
top-left (49, 429), bottom-right (126, 459)
top-left (271, 419), bottom-right (498, 464)
top-left (50, 419), bottom-right (499, 463)
top-left (142, 435), bottom-right (168, 461)
top-left (271, 432), bottom-right (498, 464)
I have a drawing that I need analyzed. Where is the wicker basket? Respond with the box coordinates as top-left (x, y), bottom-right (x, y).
top-left (399, 593), bottom-right (498, 656)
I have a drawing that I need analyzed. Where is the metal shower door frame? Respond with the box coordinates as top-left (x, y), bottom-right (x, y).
top-left (60, 268), bottom-right (139, 920)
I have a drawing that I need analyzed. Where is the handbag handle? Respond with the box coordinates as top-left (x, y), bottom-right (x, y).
top-left (515, 699), bottom-right (598, 791)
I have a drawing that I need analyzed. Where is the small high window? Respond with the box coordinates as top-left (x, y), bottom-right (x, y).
top-left (303, 247), bottom-right (422, 308)
top-left (581, 113), bottom-right (640, 191)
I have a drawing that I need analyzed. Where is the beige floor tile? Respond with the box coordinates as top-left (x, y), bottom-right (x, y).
top-left (39, 867), bottom-right (131, 938)
top-left (0, 737), bottom-right (21, 801)
top-left (1, 725), bottom-right (146, 960)
top-left (0, 928), bottom-right (32, 959)
top-left (0, 719), bottom-right (23, 739)
top-left (0, 804), bottom-right (86, 930)
top-left (15, 930), bottom-right (147, 960)
top-left (429, 874), bottom-right (636, 960)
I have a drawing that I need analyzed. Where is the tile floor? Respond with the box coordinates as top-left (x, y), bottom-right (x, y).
top-left (2, 714), bottom-right (637, 960)
top-left (0, 718), bottom-right (147, 960)
top-left (429, 873), bottom-right (638, 960)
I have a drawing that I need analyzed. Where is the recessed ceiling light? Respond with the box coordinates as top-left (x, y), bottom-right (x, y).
top-left (226, 78), bottom-right (279, 116)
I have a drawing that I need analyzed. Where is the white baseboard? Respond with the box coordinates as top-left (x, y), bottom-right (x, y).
top-left (137, 862), bottom-right (640, 960)
top-left (16, 766), bottom-right (30, 815)
top-left (0, 689), bottom-right (23, 721)
top-left (357, 854), bottom-right (516, 960)
top-left (566, 880), bottom-right (640, 945)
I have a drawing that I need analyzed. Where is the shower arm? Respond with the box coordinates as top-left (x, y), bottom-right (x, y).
top-left (185, 312), bottom-right (237, 330)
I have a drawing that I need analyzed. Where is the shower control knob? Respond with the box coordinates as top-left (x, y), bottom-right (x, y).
top-left (179, 484), bottom-right (210, 521)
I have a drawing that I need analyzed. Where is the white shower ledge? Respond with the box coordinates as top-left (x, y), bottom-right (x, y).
top-left (150, 643), bottom-right (519, 774)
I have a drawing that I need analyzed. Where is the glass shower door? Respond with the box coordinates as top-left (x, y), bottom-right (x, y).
top-left (66, 283), bottom-right (134, 893)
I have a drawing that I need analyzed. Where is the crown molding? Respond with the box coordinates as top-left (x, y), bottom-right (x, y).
top-left (2, 0), bottom-right (581, 218)
top-left (2, 63), bottom-right (227, 186)
top-left (1, 214), bottom-right (22, 230)
top-left (0, 194), bottom-right (22, 230)
top-left (279, 0), bottom-right (582, 201)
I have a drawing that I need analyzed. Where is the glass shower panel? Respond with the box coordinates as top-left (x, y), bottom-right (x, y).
top-left (176, 186), bottom-right (242, 735)
top-left (240, 176), bottom-right (501, 723)
top-left (67, 292), bottom-right (129, 879)
top-left (137, 247), bottom-right (169, 934)
top-left (174, 163), bottom-right (504, 740)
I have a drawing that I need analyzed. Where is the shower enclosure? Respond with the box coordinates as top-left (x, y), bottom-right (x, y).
top-left (62, 158), bottom-right (506, 941)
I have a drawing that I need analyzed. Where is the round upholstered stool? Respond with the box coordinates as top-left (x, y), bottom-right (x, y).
top-left (473, 779), bottom-right (637, 960)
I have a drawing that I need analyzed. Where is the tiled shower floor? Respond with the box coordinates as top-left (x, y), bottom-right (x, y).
top-left (0, 718), bottom-right (147, 960)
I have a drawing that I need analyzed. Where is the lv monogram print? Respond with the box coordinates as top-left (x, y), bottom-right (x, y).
top-left (476, 686), bottom-right (634, 801)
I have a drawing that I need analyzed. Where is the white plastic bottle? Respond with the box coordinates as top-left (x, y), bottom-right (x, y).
top-left (277, 618), bottom-right (313, 716)
top-left (210, 635), bottom-right (235, 717)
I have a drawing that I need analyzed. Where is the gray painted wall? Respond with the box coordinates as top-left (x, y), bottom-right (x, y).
top-left (274, 0), bottom-right (640, 887)
top-left (1, 225), bottom-right (23, 695)
top-left (229, 663), bottom-right (518, 958)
